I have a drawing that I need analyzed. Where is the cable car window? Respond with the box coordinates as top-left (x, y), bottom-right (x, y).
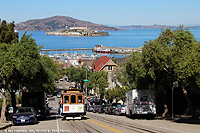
top-left (71, 95), bottom-right (76, 103)
top-left (64, 95), bottom-right (69, 103)
top-left (78, 96), bottom-right (82, 103)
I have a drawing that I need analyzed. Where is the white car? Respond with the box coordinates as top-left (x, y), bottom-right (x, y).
top-left (57, 93), bottom-right (61, 98)
top-left (113, 105), bottom-right (126, 116)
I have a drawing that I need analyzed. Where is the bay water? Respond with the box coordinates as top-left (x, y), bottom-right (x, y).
top-left (18, 28), bottom-right (200, 58)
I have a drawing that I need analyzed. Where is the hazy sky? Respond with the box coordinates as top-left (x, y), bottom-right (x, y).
top-left (1, 0), bottom-right (199, 26)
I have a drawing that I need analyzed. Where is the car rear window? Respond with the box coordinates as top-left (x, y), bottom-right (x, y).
top-left (16, 108), bottom-right (33, 113)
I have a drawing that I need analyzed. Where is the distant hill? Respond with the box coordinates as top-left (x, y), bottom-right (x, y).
top-left (117, 24), bottom-right (200, 29)
top-left (15, 16), bottom-right (118, 31)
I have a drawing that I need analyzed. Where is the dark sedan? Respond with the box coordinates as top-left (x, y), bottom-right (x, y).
top-left (13, 107), bottom-right (37, 125)
top-left (88, 106), bottom-right (94, 112)
top-left (93, 106), bottom-right (100, 113)
top-left (98, 105), bottom-right (106, 113)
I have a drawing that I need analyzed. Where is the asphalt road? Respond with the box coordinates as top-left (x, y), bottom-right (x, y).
top-left (3, 96), bottom-right (200, 133)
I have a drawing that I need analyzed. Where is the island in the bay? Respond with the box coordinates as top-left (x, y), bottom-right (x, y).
top-left (46, 26), bottom-right (110, 36)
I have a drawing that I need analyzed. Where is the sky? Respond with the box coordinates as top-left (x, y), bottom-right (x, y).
top-left (1, 0), bottom-right (200, 26)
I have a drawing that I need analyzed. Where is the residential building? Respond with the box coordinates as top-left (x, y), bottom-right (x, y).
top-left (93, 55), bottom-right (117, 72)
top-left (93, 56), bottom-right (117, 90)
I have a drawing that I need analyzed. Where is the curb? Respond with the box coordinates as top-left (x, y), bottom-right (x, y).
top-left (0, 123), bottom-right (13, 131)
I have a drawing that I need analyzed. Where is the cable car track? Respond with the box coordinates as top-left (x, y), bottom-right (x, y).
top-left (88, 114), bottom-right (165, 133)
top-left (66, 120), bottom-right (103, 133)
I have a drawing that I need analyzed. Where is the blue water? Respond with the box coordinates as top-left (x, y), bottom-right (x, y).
top-left (18, 28), bottom-right (200, 58)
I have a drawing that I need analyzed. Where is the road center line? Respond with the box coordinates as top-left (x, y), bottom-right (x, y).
top-left (56, 115), bottom-right (60, 133)
top-left (87, 119), bottom-right (124, 133)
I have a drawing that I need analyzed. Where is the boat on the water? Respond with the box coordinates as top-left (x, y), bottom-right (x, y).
top-left (96, 48), bottom-right (111, 53)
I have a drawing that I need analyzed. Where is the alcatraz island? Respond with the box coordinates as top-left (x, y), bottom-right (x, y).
top-left (46, 26), bottom-right (109, 37)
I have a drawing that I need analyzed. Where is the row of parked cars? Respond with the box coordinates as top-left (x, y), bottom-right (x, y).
top-left (88, 103), bottom-right (126, 116)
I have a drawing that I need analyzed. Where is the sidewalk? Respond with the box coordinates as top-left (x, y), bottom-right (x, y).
top-left (157, 115), bottom-right (200, 124)
top-left (0, 122), bottom-right (12, 131)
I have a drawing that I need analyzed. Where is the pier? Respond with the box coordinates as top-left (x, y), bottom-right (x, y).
top-left (41, 45), bottom-right (142, 54)
top-left (41, 48), bottom-right (93, 51)
top-left (93, 45), bottom-right (142, 54)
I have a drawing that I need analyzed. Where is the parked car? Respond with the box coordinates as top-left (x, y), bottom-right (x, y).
top-left (87, 97), bottom-right (101, 105)
top-left (93, 106), bottom-right (100, 113)
top-left (98, 105), bottom-right (106, 113)
top-left (57, 93), bottom-right (61, 98)
top-left (47, 94), bottom-right (53, 97)
top-left (106, 103), bottom-right (121, 114)
top-left (110, 103), bottom-right (120, 114)
top-left (113, 105), bottom-right (126, 115)
top-left (88, 106), bottom-right (94, 112)
top-left (13, 107), bottom-right (37, 125)
top-left (105, 104), bottom-right (110, 114)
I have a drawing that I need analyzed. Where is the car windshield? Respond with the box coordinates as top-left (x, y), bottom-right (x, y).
top-left (16, 108), bottom-right (33, 113)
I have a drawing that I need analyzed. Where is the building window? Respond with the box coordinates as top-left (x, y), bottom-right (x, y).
top-left (108, 66), bottom-right (112, 71)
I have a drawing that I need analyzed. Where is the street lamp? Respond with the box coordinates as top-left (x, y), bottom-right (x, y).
top-left (83, 69), bottom-right (88, 98)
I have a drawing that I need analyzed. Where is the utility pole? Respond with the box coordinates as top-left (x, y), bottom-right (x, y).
top-left (172, 81), bottom-right (178, 119)
top-left (83, 70), bottom-right (88, 98)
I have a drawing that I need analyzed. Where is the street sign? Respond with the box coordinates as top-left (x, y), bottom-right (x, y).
top-left (173, 81), bottom-right (178, 88)
top-left (84, 79), bottom-right (89, 82)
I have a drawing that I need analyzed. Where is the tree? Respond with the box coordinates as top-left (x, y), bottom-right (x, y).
top-left (0, 20), bottom-right (18, 44)
top-left (88, 71), bottom-right (108, 104)
top-left (97, 71), bottom-right (108, 102)
top-left (107, 64), bottom-right (131, 104)
top-left (142, 26), bottom-right (200, 118)
top-left (120, 26), bottom-right (200, 117)
top-left (0, 20), bottom-right (19, 122)
top-left (105, 88), bottom-right (115, 104)
top-left (0, 42), bottom-right (18, 122)
top-left (0, 30), bottom-right (59, 122)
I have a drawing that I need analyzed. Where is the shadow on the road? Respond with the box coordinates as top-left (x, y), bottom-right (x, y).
top-left (156, 115), bottom-right (200, 124)
top-left (61, 116), bottom-right (89, 121)
top-left (172, 117), bottom-right (200, 124)
top-left (45, 115), bottom-right (62, 121)
top-left (81, 116), bottom-right (90, 120)
top-left (12, 122), bottom-right (40, 126)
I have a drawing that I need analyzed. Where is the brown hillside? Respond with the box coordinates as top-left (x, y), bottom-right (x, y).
top-left (15, 16), bottom-right (118, 31)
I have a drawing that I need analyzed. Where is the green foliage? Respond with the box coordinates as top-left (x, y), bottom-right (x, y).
top-left (37, 54), bottom-right (59, 93)
top-left (0, 43), bottom-right (17, 79)
top-left (15, 33), bottom-right (41, 79)
top-left (121, 26), bottom-right (200, 116)
top-left (142, 26), bottom-right (200, 88)
top-left (105, 88), bottom-right (115, 103)
top-left (0, 19), bottom-right (59, 120)
top-left (65, 66), bottom-right (108, 99)
top-left (105, 85), bottom-right (127, 104)
top-left (65, 66), bottom-right (82, 82)
top-left (124, 52), bottom-right (146, 90)
top-left (0, 20), bottom-right (18, 44)
top-left (65, 66), bottom-right (91, 88)
top-left (88, 71), bottom-right (108, 96)
top-left (0, 31), bottom-right (59, 93)
top-left (0, 98), bottom-right (10, 110)
top-left (121, 26), bottom-right (200, 95)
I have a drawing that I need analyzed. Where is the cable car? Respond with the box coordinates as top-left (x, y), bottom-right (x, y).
top-left (61, 88), bottom-right (86, 119)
